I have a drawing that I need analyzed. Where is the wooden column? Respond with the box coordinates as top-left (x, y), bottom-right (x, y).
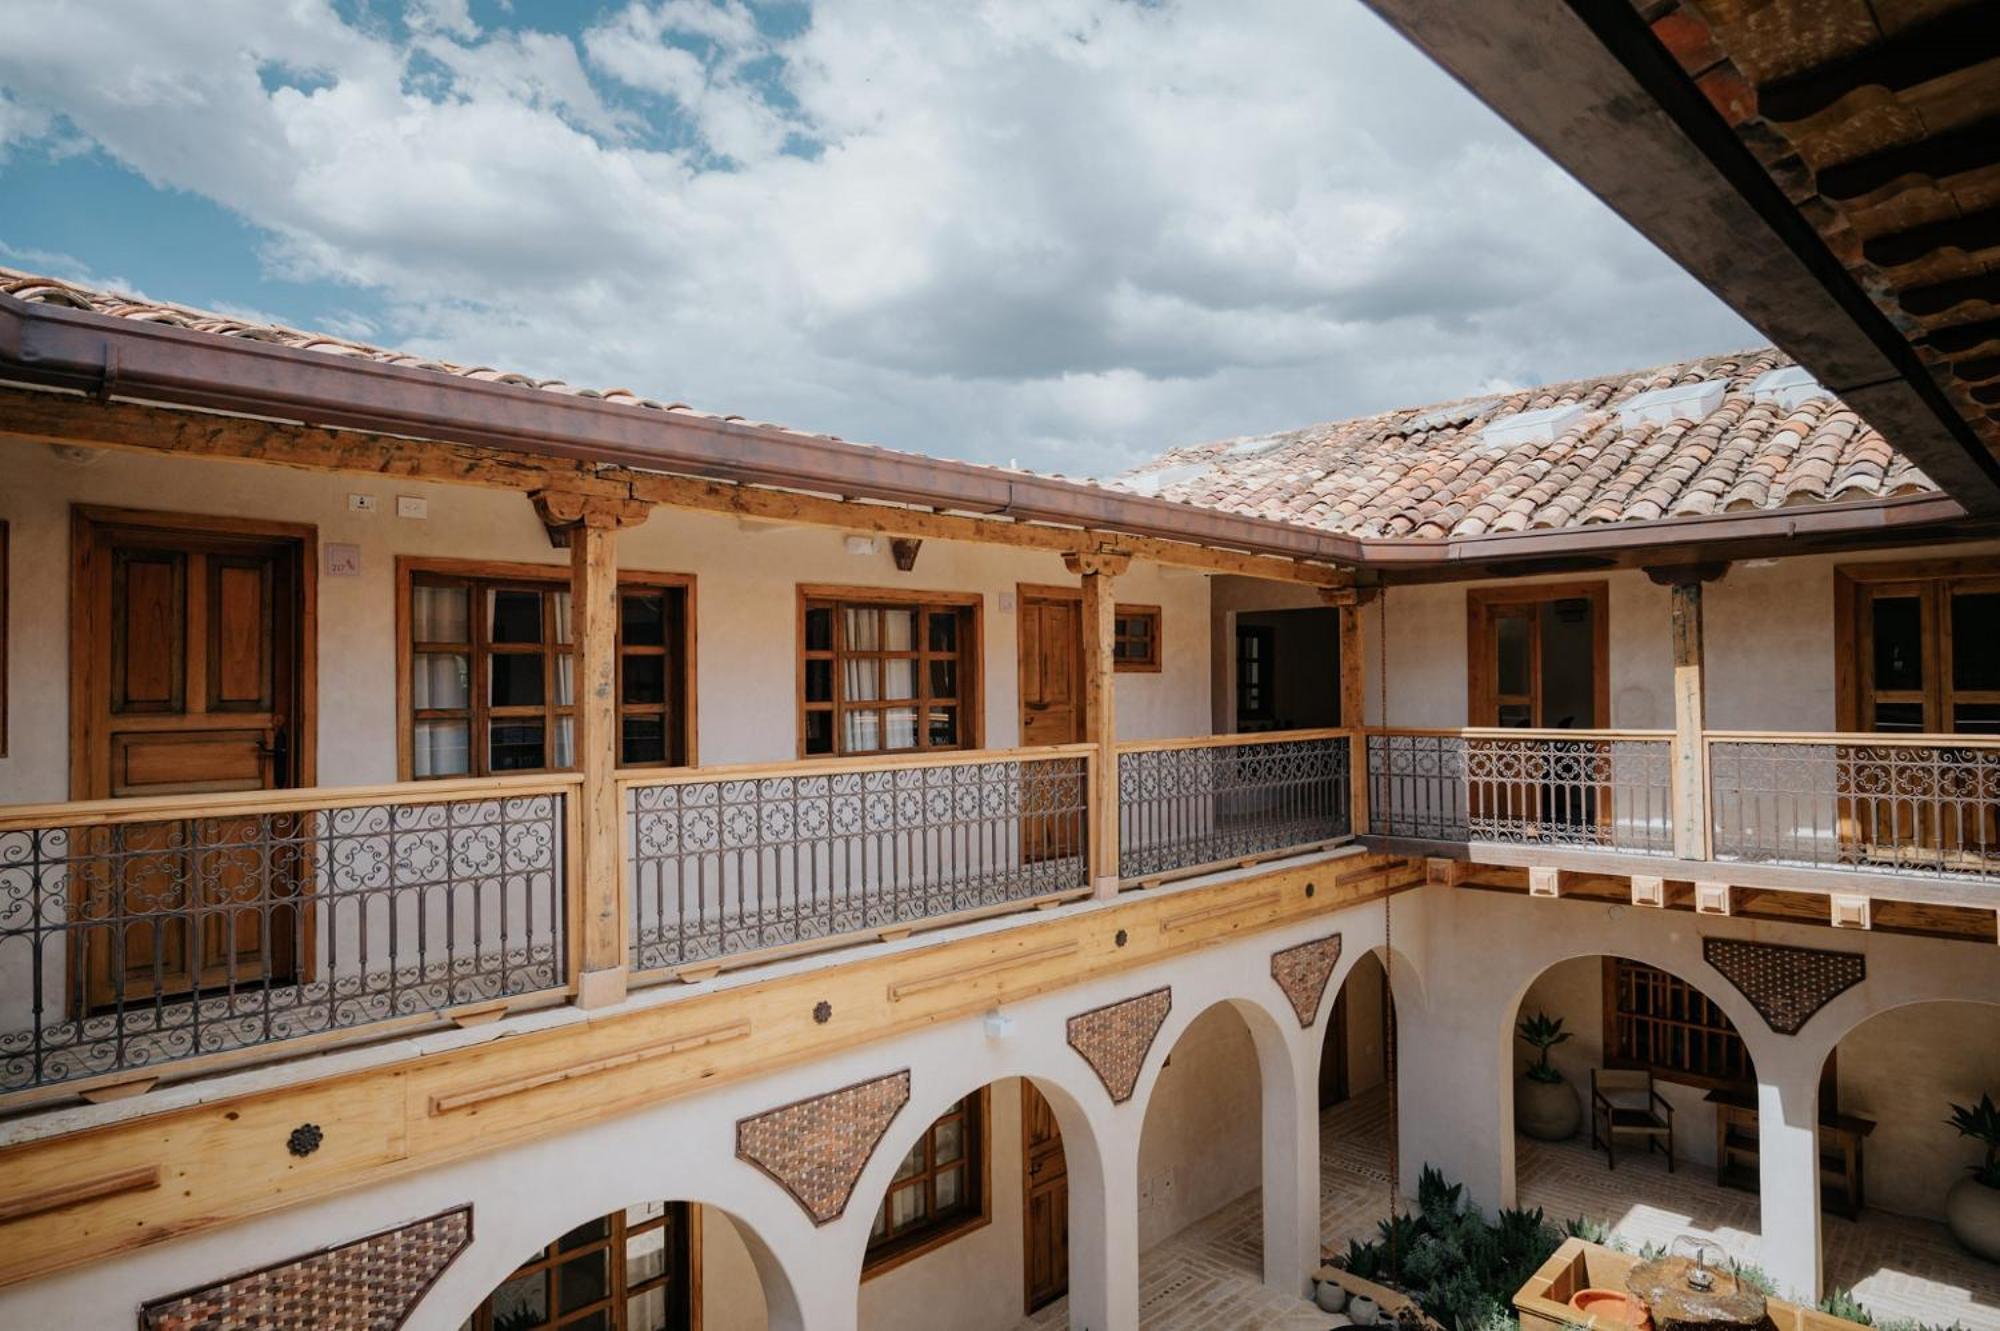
top-left (535, 490), bottom-right (653, 1009)
top-left (1065, 551), bottom-right (1131, 898)
top-left (1649, 564), bottom-right (1726, 863)
top-left (1323, 584), bottom-right (1373, 838)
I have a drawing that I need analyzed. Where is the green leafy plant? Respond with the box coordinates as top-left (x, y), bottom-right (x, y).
top-left (1946, 1092), bottom-right (2000, 1187)
top-left (1561, 1216), bottom-right (1611, 1243)
top-left (1818, 1288), bottom-right (1874, 1325)
top-left (1516, 1012), bottom-right (1572, 1085)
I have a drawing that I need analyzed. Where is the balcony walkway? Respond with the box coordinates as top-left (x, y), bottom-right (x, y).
top-left (1011, 1088), bottom-right (2000, 1331)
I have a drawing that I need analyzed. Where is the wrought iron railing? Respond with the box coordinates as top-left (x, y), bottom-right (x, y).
top-left (0, 776), bottom-right (573, 1097)
top-left (1365, 729), bottom-right (1674, 855)
top-left (1116, 730), bottom-right (1352, 881)
top-left (623, 746), bottom-right (1093, 977)
top-left (1709, 733), bottom-right (2000, 882)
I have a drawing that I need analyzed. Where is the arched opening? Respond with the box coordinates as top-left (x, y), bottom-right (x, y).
top-left (456, 1202), bottom-right (773, 1331)
top-left (1318, 948), bottom-right (1397, 1250)
top-left (1507, 954), bottom-right (1759, 1252)
top-left (1138, 1002), bottom-right (1267, 1260)
top-left (851, 1076), bottom-right (1087, 1331)
top-left (1812, 1000), bottom-right (2000, 1328)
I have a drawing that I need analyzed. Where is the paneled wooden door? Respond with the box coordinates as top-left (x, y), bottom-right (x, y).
top-left (71, 508), bottom-right (315, 1012)
top-left (1017, 590), bottom-right (1085, 862)
top-left (1022, 1080), bottom-right (1069, 1314)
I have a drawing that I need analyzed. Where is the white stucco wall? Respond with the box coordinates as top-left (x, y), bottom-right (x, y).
top-left (1137, 1003), bottom-right (1264, 1250)
top-left (0, 444), bottom-right (1213, 805)
top-left (1341, 949), bottom-right (1388, 1097)
top-left (702, 1207), bottom-right (771, 1331)
top-left (1832, 1001), bottom-right (2000, 1222)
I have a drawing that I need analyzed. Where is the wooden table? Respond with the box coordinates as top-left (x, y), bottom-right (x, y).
top-left (1705, 1087), bottom-right (1875, 1219)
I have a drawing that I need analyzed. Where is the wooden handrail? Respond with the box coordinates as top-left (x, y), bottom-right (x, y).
top-left (612, 743), bottom-right (1096, 790)
top-left (1364, 726), bottom-right (1675, 742)
top-left (1113, 727), bottom-right (1353, 754)
top-left (1705, 730), bottom-right (2000, 748)
top-left (0, 771), bottom-right (585, 831)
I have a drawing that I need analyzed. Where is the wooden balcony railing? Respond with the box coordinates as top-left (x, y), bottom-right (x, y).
top-left (0, 775), bottom-right (577, 1101)
top-left (1116, 729), bottom-right (1353, 884)
top-left (621, 745), bottom-right (1094, 981)
top-left (1365, 728), bottom-right (1676, 856)
top-left (1708, 732), bottom-right (2000, 883)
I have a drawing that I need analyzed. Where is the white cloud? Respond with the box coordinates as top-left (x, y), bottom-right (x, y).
top-left (0, 0), bottom-right (1756, 476)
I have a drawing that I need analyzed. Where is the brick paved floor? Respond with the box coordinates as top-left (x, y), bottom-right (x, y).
top-left (1012, 1087), bottom-right (1999, 1330)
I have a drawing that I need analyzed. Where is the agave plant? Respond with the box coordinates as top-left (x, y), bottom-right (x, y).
top-left (1947, 1092), bottom-right (2000, 1187)
top-left (1516, 1012), bottom-right (1572, 1085)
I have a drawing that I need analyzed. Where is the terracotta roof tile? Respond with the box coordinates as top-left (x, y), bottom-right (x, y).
top-left (1112, 348), bottom-right (1938, 535)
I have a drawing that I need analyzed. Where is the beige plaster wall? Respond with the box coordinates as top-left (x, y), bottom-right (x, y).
top-left (1832, 1001), bottom-right (2000, 1221)
top-left (856, 1079), bottom-right (1026, 1331)
top-left (1136, 1003), bottom-right (1263, 1250)
top-left (0, 445), bottom-right (1213, 804)
top-left (1512, 956), bottom-right (1721, 1170)
top-left (1343, 950), bottom-right (1388, 1096)
top-left (699, 1206), bottom-right (770, 1331)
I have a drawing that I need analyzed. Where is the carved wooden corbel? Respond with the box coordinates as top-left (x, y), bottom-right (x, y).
top-left (529, 489), bottom-right (654, 547)
top-left (890, 537), bottom-right (922, 572)
top-left (1062, 550), bottom-right (1133, 578)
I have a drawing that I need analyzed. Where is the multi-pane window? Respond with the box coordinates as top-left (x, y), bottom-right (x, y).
top-left (1113, 606), bottom-right (1162, 672)
top-left (800, 591), bottom-right (978, 757)
top-left (1851, 572), bottom-right (2000, 734)
top-left (1604, 958), bottom-right (1751, 1088)
top-left (459, 1202), bottom-right (692, 1331)
top-left (1236, 626), bottom-right (1274, 724)
top-left (404, 563), bottom-right (692, 778)
top-left (866, 1094), bottom-right (985, 1271)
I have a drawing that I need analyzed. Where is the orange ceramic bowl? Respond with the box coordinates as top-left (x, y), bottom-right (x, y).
top-left (1568, 1288), bottom-right (1653, 1331)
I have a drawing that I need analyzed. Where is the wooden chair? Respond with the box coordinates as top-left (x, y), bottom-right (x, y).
top-left (1590, 1068), bottom-right (1674, 1172)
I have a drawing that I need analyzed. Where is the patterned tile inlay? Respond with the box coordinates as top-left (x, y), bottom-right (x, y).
top-left (1067, 988), bottom-right (1172, 1103)
top-left (1703, 937), bottom-right (1865, 1035)
top-left (1270, 933), bottom-right (1342, 1028)
top-left (736, 1070), bottom-right (911, 1225)
top-left (138, 1206), bottom-right (471, 1331)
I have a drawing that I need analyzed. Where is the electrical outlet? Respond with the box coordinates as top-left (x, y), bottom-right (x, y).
top-left (396, 495), bottom-right (428, 519)
top-left (347, 493), bottom-right (378, 513)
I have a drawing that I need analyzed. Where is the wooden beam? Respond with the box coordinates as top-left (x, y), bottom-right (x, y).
top-left (0, 850), bottom-right (1422, 1289)
top-left (0, 389), bottom-right (1351, 586)
top-left (1670, 580), bottom-right (1710, 861)
top-left (1067, 550), bottom-right (1130, 897)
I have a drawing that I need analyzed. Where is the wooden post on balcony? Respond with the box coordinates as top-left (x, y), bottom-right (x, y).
top-left (536, 490), bottom-right (652, 1009)
top-left (1323, 583), bottom-right (1373, 838)
top-left (1649, 563), bottom-right (1726, 863)
top-left (1066, 550), bottom-right (1131, 898)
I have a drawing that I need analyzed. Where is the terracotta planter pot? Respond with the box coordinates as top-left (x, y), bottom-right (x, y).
top-left (1516, 1073), bottom-right (1581, 1141)
top-left (1569, 1288), bottom-right (1653, 1331)
top-left (1945, 1176), bottom-right (2000, 1261)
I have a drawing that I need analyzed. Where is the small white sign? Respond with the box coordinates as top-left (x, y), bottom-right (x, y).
top-left (347, 493), bottom-right (378, 513)
top-left (396, 495), bottom-right (429, 519)
top-left (325, 543), bottom-right (362, 577)
top-left (998, 591), bottom-right (1016, 614)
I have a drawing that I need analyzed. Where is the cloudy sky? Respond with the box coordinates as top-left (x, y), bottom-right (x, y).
top-left (0, 0), bottom-right (1757, 476)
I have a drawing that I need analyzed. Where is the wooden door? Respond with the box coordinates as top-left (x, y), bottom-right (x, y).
top-left (1022, 1081), bottom-right (1069, 1314)
top-left (72, 510), bottom-right (311, 1011)
top-left (1467, 585), bottom-right (1609, 835)
top-left (1018, 592), bottom-right (1085, 861)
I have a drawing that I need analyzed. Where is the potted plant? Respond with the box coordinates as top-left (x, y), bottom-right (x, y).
top-left (1945, 1092), bottom-right (2000, 1260)
top-left (1515, 1011), bottom-right (1581, 1141)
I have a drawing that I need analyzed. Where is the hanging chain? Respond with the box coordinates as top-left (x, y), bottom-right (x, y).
top-left (1384, 889), bottom-right (1400, 1279)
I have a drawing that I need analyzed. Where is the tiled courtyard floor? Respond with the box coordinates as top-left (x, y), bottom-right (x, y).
top-left (1014, 1087), bottom-right (2000, 1331)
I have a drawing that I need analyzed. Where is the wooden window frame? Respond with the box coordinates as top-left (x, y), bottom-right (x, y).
top-left (1013, 585), bottom-right (1160, 675)
top-left (462, 1202), bottom-right (700, 1331)
top-left (1602, 957), bottom-right (1751, 1092)
top-left (796, 584), bottom-right (984, 759)
top-left (1112, 603), bottom-right (1162, 672)
top-left (1835, 557), bottom-right (2000, 735)
top-left (396, 557), bottom-right (696, 780)
top-left (1236, 624), bottom-right (1275, 724)
top-left (1466, 581), bottom-right (1610, 728)
top-left (862, 1087), bottom-right (992, 1279)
